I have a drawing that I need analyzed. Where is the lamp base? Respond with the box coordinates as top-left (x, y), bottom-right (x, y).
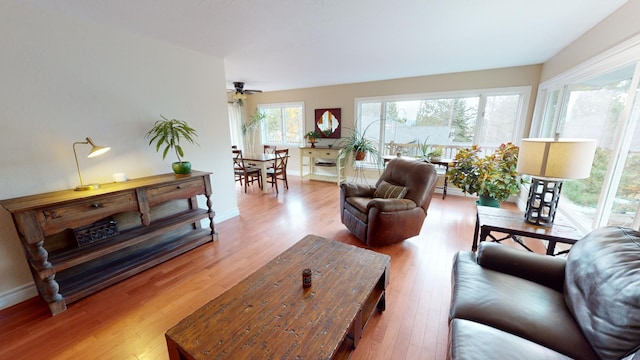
top-left (75, 183), bottom-right (100, 191)
top-left (524, 178), bottom-right (563, 227)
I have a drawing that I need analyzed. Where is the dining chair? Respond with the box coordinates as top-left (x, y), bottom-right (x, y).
top-left (232, 149), bottom-right (263, 193)
top-left (263, 145), bottom-right (276, 154)
top-left (266, 149), bottom-right (289, 193)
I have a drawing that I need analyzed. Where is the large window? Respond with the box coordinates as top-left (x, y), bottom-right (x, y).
top-left (532, 37), bottom-right (640, 231)
top-left (258, 102), bottom-right (304, 145)
top-left (355, 87), bottom-right (529, 164)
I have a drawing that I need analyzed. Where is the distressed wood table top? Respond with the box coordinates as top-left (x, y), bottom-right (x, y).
top-left (165, 234), bottom-right (390, 359)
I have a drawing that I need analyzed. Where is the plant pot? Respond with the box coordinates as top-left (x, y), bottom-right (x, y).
top-left (355, 151), bottom-right (367, 161)
top-left (429, 156), bottom-right (442, 162)
top-left (172, 161), bottom-right (192, 175)
top-left (476, 195), bottom-right (500, 208)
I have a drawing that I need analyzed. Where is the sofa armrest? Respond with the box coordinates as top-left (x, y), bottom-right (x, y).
top-left (340, 182), bottom-right (376, 198)
top-left (367, 198), bottom-right (417, 212)
top-left (476, 242), bottom-right (567, 292)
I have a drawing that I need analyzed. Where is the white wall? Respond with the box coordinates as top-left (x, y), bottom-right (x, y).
top-left (0, 1), bottom-right (238, 309)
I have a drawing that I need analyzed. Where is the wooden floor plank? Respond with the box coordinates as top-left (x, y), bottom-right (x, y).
top-left (0, 175), bottom-right (532, 359)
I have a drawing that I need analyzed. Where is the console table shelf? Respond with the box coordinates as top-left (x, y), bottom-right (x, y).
top-left (0, 171), bottom-right (216, 315)
top-left (299, 146), bottom-right (346, 185)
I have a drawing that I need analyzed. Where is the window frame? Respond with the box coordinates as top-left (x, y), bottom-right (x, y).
top-left (257, 102), bottom-right (305, 146)
top-left (530, 33), bottom-right (640, 232)
top-left (354, 86), bottom-right (531, 167)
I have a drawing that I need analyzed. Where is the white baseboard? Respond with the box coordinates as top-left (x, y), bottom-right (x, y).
top-left (0, 282), bottom-right (37, 310)
top-left (215, 207), bottom-right (239, 223)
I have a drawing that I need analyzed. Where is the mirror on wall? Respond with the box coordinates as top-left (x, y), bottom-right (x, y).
top-left (315, 108), bottom-right (341, 139)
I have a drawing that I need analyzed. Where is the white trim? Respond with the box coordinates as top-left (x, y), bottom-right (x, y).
top-left (0, 282), bottom-right (38, 310)
top-left (354, 86), bottom-right (532, 103)
top-left (541, 33), bottom-right (640, 88)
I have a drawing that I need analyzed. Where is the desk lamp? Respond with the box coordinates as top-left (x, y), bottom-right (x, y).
top-left (73, 137), bottom-right (111, 191)
top-left (516, 137), bottom-right (596, 226)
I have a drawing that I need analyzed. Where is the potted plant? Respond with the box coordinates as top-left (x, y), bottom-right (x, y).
top-left (146, 115), bottom-right (198, 174)
top-left (304, 130), bottom-right (322, 148)
top-left (428, 146), bottom-right (444, 162)
top-left (338, 124), bottom-right (380, 164)
top-left (242, 110), bottom-right (267, 153)
top-left (447, 142), bottom-right (523, 207)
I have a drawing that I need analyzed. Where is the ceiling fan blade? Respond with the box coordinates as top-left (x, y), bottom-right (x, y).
top-left (244, 89), bottom-right (263, 94)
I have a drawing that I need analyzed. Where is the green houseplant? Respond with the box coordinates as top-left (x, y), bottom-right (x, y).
top-left (146, 115), bottom-right (198, 174)
top-left (304, 130), bottom-right (322, 148)
top-left (428, 146), bottom-right (443, 162)
top-left (447, 142), bottom-right (523, 206)
top-left (338, 123), bottom-right (380, 165)
top-left (242, 110), bottom-right (267, 153)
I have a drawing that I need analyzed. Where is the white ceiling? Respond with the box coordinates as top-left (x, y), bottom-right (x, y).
top-left (18, 0), bottom-right (628, 92)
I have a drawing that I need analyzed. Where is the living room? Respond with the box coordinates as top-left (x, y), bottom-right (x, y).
top-left (1, 0), bottom-right (640, 359)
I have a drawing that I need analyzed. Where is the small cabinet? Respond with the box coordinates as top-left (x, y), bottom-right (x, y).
top-left (299, 147), bottom-right (346, 185)
top-left (0, 171), bottom-right (216, 315)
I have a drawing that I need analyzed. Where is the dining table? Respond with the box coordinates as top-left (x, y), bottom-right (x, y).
top-left (241, 152), bottom-right (278, 194)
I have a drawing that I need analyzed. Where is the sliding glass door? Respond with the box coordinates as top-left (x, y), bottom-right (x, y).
top-left (533, 58), bottom-right (640, 230)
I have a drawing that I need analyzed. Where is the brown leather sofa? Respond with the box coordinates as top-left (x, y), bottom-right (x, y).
top-left (448, 226), bottom-right (640, 359)
top-left (339, 158), bottom-right (438, 247)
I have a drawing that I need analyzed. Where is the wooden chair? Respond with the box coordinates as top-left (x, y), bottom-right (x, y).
top-left (233, 149), bottom-right (262, 193)
top-left (263, 145), bottom-right (276, 170)
top-left (263, 145), bottom-right (276, 154)
top-left (266, 149), bottom-right (289, 193)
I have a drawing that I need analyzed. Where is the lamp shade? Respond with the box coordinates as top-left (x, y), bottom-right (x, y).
top-left (516, 138), bottom-right (597, 180)
top-left (86, 137), bottom-right (111, 158)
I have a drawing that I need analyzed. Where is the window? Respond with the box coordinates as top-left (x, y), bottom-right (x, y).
top-left (355, 87), bottom-right (529, 165)
top-left (258, 102), bottom-right (304, 145)
top-left (532, 35), bottom-right (640, 231)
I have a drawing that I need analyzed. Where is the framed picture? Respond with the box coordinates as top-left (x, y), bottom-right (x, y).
top-left (315, 108), bottom-right (341, 139)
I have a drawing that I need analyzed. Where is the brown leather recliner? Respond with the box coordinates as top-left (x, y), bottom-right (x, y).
top-left (339, 158), bottom-right (438, 247)
top-left (448, 226), bottom-right (640, 359)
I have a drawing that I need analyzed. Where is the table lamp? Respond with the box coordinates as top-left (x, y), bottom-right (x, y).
top-left (73, 137), bottom-right (111, 191)
top-left (516, 137), bottom-right (597, 226)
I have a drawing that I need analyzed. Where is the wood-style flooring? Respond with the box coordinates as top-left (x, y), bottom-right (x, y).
top-left (0, 175), bottom-right (523, 359)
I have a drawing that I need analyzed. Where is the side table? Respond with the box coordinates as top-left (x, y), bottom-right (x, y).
top-left (472, 205), bottom-right (584, 256)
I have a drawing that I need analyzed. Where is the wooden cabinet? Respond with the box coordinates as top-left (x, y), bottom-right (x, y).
top-left (299, 147), bottom-right (346, 185)
top-left (0, 171), bottom-right (216, 315)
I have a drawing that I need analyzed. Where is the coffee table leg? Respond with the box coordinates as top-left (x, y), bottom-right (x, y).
top-left (353, 309), bottom-right (362, 348)
top-left (377, 292), bottom-right (386, 312)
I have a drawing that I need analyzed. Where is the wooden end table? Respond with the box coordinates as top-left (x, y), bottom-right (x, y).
top-left (472, 205), bottom-right (584, 256)
top-left (165, 235), bottom-right (390, 359)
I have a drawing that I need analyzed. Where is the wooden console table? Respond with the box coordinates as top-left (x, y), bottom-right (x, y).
top-left (472, 205), bottom-right (583, 256)
top-left (166, 234), bottom-right (390, 359)
top-left (0, 171), bottom-right (216, 315)
top-left (300, 146), bottom-right (346, 185)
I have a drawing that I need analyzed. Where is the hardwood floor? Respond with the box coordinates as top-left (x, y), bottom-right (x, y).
top-left (0, 176), bottom-right (485, 359)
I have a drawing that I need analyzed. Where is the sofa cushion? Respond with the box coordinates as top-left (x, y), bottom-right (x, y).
top-left (450, 251), bottom-right (598, 360)
top-left (449, 318), bottom-right (573, 360)
top-left (564, 226), bottom-right (640, 359)
top-left (373, 180), bottom-right (407, 199)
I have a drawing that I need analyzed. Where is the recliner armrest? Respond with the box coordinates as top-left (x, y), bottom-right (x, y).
top-left (340, 182), bottom-right (376, 197)
top-left (476, 242), bottom-right (566, 292)
top-left (367, 198), bottom-right (417, 212)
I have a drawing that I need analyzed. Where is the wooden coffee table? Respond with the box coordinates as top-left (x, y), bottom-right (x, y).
top-left (472, 205), bottom-right (584, 256)
top-left (165, 235), bottom-right (390, 359)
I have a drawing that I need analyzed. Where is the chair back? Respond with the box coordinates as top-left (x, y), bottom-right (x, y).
top-left (264, 145), bottom-right (276, 154)
top-left (273, 149), bottom-right (289, 173)
top-left (377, 158), bottom-right (438, 213)
top-left (232, 149), bottom-right (246, 170)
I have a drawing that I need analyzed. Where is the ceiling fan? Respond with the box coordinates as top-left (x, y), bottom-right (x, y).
top-left (228, 82), bottom-right (262, 95)
top-left (228, 82), bottom-right (262, 105)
